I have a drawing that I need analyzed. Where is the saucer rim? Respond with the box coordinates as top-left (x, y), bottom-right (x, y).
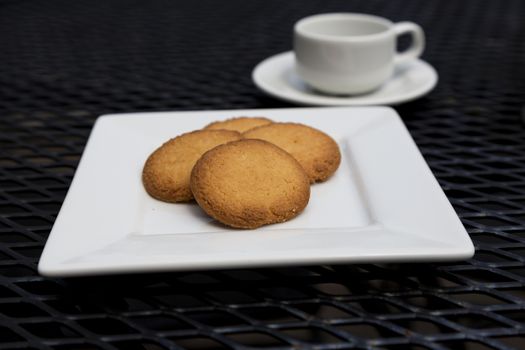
top-left (252, 51), bottom-right (438, 106)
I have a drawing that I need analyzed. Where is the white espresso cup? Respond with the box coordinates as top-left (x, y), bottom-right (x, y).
top-left (294, 13), bottom-right (425, 95)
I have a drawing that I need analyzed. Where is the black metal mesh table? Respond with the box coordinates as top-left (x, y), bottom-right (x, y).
top-left (1, 0), bottom-right (524, 349)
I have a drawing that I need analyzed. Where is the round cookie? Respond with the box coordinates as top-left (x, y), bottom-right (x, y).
top-left (142, 129), bottom-right (241, 203)
top-left (204, 116), bottom-right (273, 133)
top-left (243, 123), bottom-right (341, 183)
top-left (191, 139), bottom-right (310, 229)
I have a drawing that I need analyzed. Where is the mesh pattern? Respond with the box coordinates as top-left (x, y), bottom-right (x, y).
top-left (1, 0), bottom-right (525, 349)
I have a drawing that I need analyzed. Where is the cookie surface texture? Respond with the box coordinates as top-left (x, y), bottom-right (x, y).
top-left (142, 129), bottom-right (241, 202)
top-left (243, 123), bottom-right (341, 183)
top-left (204, 116), bottom-right (273, 133)
top-left (191, 139), bottom-right (310, 229)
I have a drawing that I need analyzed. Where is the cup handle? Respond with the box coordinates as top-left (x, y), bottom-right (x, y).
top-left (393, 22), bottom-right (425, 66)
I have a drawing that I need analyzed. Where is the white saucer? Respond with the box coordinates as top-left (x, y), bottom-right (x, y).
top-left (252, 51), bottom-right (438, 106)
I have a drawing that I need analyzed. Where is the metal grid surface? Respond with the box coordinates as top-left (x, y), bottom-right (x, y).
top-left (0, 0), bottom-right (524, 349)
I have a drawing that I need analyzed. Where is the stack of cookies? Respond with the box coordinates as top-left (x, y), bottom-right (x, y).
top-left (142, 117), bottom-right (341, 229)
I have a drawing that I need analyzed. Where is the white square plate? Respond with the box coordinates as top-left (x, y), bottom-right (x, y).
top-left (38, 107), bottom-right (474, 277)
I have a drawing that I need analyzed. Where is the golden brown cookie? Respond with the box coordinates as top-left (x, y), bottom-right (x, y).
top-left (243, 123), bottom-right (341, 183)
top-left (191, 139), bottom-right (310, 229)
top-left (204, 116), bottom-right (273, 133)
top-left (142, 130), bottom-right (241, 202)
